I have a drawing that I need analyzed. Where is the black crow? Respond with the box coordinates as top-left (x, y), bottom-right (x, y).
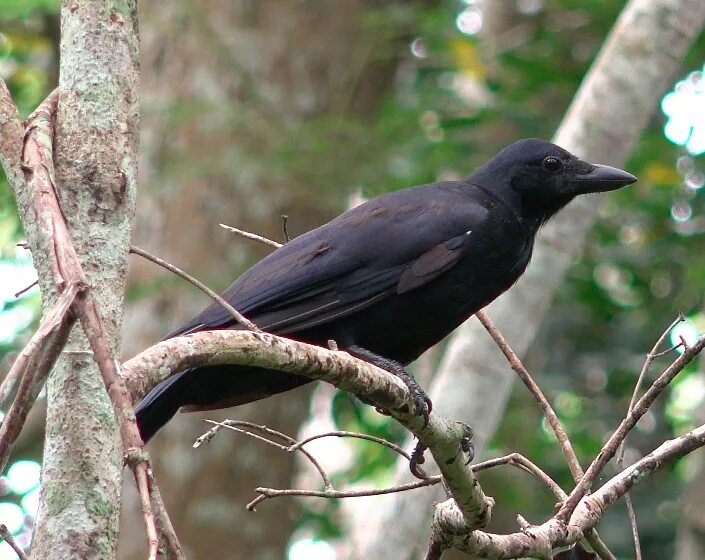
top-left (136, 139), bottom-right (636, 441)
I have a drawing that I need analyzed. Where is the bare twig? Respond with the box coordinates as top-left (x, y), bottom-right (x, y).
top-left (14, 280), bottom-right (38, 299)
top-left (0, 523), bottom-right (28, 560)
top-left (148, 469), bottom-right (186, 560)
top-left (424, 417), bottom-right (705, 558)
top-left (281, 215), bottom-right (290, 243)
top-left (126, 450), bottom-right (159, 560)
top-left (0, 286), bottom-right (74, 409)
top-left (476, 311), bottom-right (618, 558)
top-left (0, 285), bottom-right (78, 471)
top-left (130, 245), bottom-right (259, 332)
top-left (289, 430), bottom-right (412, 460)
top-left (476, 310), bottom-right (584, 481)
top-left (248, 478), bottom-right (440, 511)
top-left (196, 419), bottom-right (332, 489)
top-left (615, 314), bottom-right (683, 560)
top-left (219, 223), bottom-right (283, 248)
top-left (623, 314), bottom-right (685, 436)
top-left (557, 333), bottom-right (705, 524)
top-left (473, 453), bottom-right (566, 501)
top-left (248, 453), bottom-right (569, 511)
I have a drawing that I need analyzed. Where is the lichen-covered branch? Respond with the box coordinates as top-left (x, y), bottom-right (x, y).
top-left (428, 420), bottom-right (705, 558)
top-left (122, 329), bottom-right (493, 529)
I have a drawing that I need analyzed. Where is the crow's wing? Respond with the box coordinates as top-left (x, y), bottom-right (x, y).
top-left (168, 182), bottom-right (493, 338)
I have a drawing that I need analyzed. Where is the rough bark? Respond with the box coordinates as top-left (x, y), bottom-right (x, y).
top-left (351, 1), bottom-right (705, 557)
top-left (118, 2), bottom-right (421, 558)
top-left (30, 1), bottom-right (139, 558)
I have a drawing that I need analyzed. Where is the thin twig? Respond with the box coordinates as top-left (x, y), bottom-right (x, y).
top-left (196, 419), bottom-right (332, 489)
top-left (476, 311), bottom-right (617, 559)
top-left (14, 280), bottom-right (38, 299)
top-left (0, 523), bottom-right (28, 560)
top-left (584, 529), bottom-right (619, 560)
top-left (614, 314), bottom-right (682, 560)
top-left (623, 313), bottom-right (684, 433)
top-left (219, 223), bottom-right (283, 248)
top-left (476, 310), bottom-right (584, 480)
top-left (472, 453), bottom-right (566, 501)
top-left (289, 430), bottom-right (412, 460)
top-left (557, 333), bottom-right (705, 524)
top-left (0, 286), bottom-right (74, 409)
top-left (148, 469), bottom-right (186, 560)
top-left (130, 245), bottom-right (259, 331)
top-left (127, 452), bottom-right (158, 560)
top-left (0, 285), bottom-right (78, 471)
top-left (281, 215), bottom-right (290, 243)
top-left (248, 478), bottom-right (440, 511)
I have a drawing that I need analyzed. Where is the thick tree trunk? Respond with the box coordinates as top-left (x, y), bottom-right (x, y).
top-left (350, 1), bottom-right (705, 557)
top-left (30, 1), bottom-right (139, 559)
top-left (119, 2), bottom-right (419, 557)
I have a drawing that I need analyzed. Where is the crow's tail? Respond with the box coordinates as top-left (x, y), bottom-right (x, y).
top-left (135, 369), bottom-right (194, 442)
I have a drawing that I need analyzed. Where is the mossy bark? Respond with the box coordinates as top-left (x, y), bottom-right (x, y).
top-left (31, 1), bottom-right (139, 558)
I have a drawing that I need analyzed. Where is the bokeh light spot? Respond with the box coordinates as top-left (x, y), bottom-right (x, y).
top-left (289, 538), bottom-right (336, 560)
top-left (662, 65), bottom-right (705, 155)
top-left (670, 319), bottom-right (699, 354)
top-left (0, 502), bottom-right (24, 534)
top-left (7, 461), bottom-right (40, 495)
top-left (670, 201), bottom-right (693, 223)
top-left (409, 37), bottom-right (427, 59)
top-left (456, 8), bottom-right (483, 35)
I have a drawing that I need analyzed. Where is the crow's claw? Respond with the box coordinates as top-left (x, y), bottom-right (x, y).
top-left (347, 345), bottom-right (432, 427)
top-left (410, 440), bottom-right (429, 479)
top-left (409, 385), bottom-right (432, 428)
top-left (462, 435), bottom-right (475, 465)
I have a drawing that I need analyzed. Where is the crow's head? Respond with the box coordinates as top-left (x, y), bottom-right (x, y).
top-left (470, 138), bottom-right (636, 228)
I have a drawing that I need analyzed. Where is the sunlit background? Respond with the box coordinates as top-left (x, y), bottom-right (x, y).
top-left (1, 0), bottom-right (705, 558)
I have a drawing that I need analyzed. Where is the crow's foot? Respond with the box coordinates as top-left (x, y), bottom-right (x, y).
top-left (348, 345), bottom-right (432, 428)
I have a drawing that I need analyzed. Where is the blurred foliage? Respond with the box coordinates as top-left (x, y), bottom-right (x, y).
top-left (1, 0), bottom-right (705, 558)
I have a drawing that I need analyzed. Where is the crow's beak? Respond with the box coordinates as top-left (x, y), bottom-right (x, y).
top-left (571, 163), bottom-right (637, 193)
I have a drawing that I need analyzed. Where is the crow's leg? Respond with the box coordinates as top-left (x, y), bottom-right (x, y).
top-left (347, 345), bottom-right (432, 425)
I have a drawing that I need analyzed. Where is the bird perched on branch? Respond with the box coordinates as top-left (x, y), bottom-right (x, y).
top-left (135, 139), bottom-right (636, 442)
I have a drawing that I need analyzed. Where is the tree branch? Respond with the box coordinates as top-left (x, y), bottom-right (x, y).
top-left (0, 285), bottom-right (78, 471)
top-left (130, 245), bottom-right (259, 331)
top-left (476, 310), bottom-right (583, 480)
top-left (0, 78), bottom-right (23, 191)
top-left (122, 329), bottom-right (494, 529)
top-left (556, 333), bottom-right (705, 524)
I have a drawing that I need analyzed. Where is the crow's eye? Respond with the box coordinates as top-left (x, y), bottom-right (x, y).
top-left (542, 156), bottom-right (563, 173)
